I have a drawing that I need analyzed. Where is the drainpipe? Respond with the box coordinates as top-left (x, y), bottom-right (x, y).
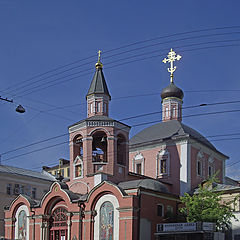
top-left (30, 207), bottom-right (35, 240)
top-left (137, 188), bottom-right (141, 240)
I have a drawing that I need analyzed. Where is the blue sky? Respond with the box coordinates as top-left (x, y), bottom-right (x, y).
top-left (0, 1), bottom-right (240, 179)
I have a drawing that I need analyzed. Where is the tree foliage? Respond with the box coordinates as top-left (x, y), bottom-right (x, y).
top-left (180, 179), bottom-right (237, 231)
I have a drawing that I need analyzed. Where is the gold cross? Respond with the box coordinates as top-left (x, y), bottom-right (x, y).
top-left (162, 49), bottom-right (181, 83)
top-left (98, 50), bottom-right (102, 62)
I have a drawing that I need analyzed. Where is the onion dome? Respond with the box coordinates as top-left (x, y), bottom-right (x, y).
top-left (161, 82), bottom-right (184, 100)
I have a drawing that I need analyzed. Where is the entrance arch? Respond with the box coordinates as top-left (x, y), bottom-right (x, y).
top-left (49, 207), bottom-right (68, 240)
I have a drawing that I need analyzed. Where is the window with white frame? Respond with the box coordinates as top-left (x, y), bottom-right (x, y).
top-left (157, 149), bottom-right (170, 176)
top-left (74, 156), bottom-right (83, 178)
top-left (197, 151), bottom-right (204, 177)
top-left (133, 152), bottom-right (144, 175)
top-left (208, 157), bottom-right (215, 177)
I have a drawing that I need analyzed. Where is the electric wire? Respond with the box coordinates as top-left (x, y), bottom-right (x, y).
top-left (6, 133), bottom-right (240, 171)
top-left (11, 41), bottom-right (240, 98)
top-left (2, 25), bottom-right (239, 94)
top-left (3, 107), bottom-right (240, 163)
top-left (2, 99), bottom-right (240, 156)
top-left (2, 30), bottom-right (240, 98)
top-left (9, 35), bottom-right (240, 97)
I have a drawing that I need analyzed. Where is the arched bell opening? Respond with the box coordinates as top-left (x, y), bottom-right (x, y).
top-left (117, 134), bottom-right (126, 165)
top-left (92, 131), bottom-right (108, 163)
top-left (73, 135), bottom-right (83, 160)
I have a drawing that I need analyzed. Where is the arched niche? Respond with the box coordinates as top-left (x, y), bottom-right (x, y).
top-left (73, 156), bottom-right (84, 179)
top-left (94, 194), bottom-right (119, 240)
top-left (15, 205), bottom-right (30, 240)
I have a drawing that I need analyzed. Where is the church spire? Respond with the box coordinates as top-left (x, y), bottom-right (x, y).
top-left (161, 49), bottom-right (184, 122)
top-left (86, 50), bottom-right (111, 118)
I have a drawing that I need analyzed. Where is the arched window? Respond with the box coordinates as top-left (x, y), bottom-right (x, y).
top-left (157, 149), bottom-right (170, 176)
top-left (197, 151), bottom-right (204, 176)
top-left (73, 135), bottom-right (83, 159)
top-left (117, 134), bottom-right (126, 165)
top-left (74, 156), bottom-right (83, 178)
top-left (133, 152), bottom-right (144, 175)
top-left (49, 207), bottom-right (68, 240)
top-left (208, 157), bottom-right (215, 177)
top-left (99, 201), bottom-right (114, 240)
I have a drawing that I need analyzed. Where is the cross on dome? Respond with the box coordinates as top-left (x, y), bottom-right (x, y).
top-left (162, 48), bottom-right (182, 83)
top-left (95, 49), bottom-right (103, 68)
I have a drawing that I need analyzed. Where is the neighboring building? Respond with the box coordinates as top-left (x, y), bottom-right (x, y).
top-left (43, 158), bottom-right (70, 178)
top-left (4, 50), bottom-right (230, 240)
top-left (190, 181), bottom-right (240, 240)
top-left (0, 164), bottom-right (55, 238)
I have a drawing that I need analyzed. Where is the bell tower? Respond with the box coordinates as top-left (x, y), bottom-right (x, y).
top-left (161, 49), bottom-right (184, 122)
top-left (68, 51), bottom-right (130, 194)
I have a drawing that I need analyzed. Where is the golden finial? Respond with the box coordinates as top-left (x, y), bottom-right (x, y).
top-left (95, 50), bottom-right (103, 69)
top-left (162, 48), bottom-right (181, 83)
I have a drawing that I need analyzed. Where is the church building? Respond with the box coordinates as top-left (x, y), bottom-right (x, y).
top-left (4, 49), bottom-right (227, 240)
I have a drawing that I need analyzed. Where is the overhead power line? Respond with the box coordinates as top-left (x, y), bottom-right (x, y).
top-left (3, 107), bottom-right (240, 163)
top-left (1, 29), bottom-right (240, 98)
top-left (2, 25), bottom-right (239, 94)
top-left (9, 41), bottom-right (240, 99)
top-left (2, 132), bottom-right (240, 167)
top-left (2, 98), bottom-right (240, 157)
top-left (7, 34), bottom-right (240, 97)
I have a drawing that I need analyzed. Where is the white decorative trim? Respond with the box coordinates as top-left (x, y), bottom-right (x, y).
top-left (156, 148), bottom-right (170, 177)
top-left (133, 152), bottom-right (145, 174)
top-left (15, 205), bottom-right (29, 240)
top-left (94, 194), bottom-right (119, 240)
top-left (180, 142), bottom-right (191, 195)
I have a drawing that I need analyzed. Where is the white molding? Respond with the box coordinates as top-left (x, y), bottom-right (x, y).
top-left (156, 148), bottom-right (170, 177)
top-left (133, 152), bottom-right (145, 174)
top-left (180, 141), bottom-right (191, 196)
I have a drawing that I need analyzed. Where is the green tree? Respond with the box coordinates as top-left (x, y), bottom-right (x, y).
top-left (180, 179), bottom-right (237, 231)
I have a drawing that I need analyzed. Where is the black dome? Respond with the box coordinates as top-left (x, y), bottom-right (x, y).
top-left (161, 82), bottom-right (184, 100)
